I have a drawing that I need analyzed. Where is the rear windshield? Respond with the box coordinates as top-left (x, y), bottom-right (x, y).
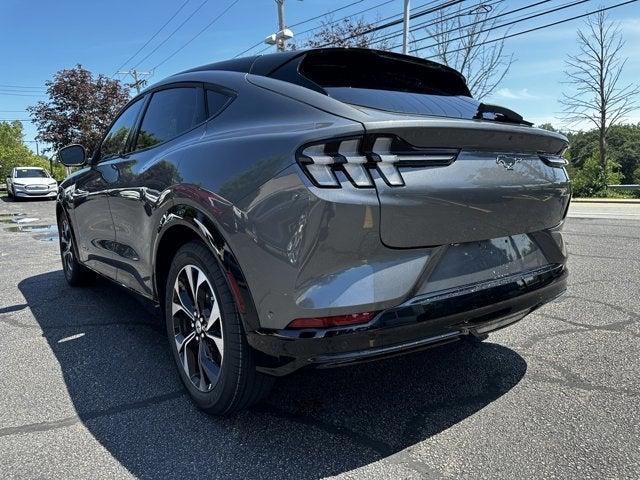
top-left (297, 49), bottom-right (478, 118)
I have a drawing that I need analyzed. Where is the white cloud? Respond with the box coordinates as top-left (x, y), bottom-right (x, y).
top-left (493, 88), bottom-right (539, 100)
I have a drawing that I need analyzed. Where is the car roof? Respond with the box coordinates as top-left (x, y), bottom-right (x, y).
top-left (16, 166), bottom-right (45, 170)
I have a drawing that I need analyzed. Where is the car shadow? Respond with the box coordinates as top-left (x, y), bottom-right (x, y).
top-left (18, 271), bottom-right (527, 479)
top-left (1, 195), bottom-right (52, 203)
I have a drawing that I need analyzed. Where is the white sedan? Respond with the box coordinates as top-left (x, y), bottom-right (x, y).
top-left (6, 167), bottom-right (58, 200)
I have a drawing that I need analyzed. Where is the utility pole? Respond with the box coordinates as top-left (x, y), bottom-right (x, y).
top-left (402, 0), bottom-right (411, 55)
top-left (116, 69), bottom-right (152, 94)
top-left (265, 0), bottom-right (293, 51)
top-left (276, 0), bottom-right (286, 52)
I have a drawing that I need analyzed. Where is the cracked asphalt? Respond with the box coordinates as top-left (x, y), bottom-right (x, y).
top-left (0, 195), bottom-right (638, 479)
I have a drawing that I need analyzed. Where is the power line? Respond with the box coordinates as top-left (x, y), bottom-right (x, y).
top-left (112, 0), bottom-right (191, 76)
top-left (150, 0), bottom-right (241, 71)
top-left (317, 0), bottom-right (465, 47)
top-left (408, 0), bottom-right (590, 51)
top-left (415, 0), bottom-right (638, 55)
top-left (0, 84), bottom-right (44, 91)
top-left (130, 0), bottom-right (209, 70)
top-left (375, 0), bottom-right (506, 47)
top-left (295, 0), bottom-right (396, 37)
top-left (0, 92), bottom-right (44, 97)
top-left (233, 0), bottom-right (399, 58)
top-left (289, 0), bottom-right (366, 28)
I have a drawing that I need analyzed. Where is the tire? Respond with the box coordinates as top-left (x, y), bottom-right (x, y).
top-left (6, 186), bottom-right (12, 198)
top-left (58, 211), bottom-right (94, 286)
top-left (165, 240), bottom-right (274, 415)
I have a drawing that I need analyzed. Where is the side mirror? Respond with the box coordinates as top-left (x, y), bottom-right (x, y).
top-left (58, 144), bottom-right (87, 167)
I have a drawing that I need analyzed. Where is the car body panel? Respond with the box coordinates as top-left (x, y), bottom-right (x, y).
top-left (55, 48), bottom-right (570, 374)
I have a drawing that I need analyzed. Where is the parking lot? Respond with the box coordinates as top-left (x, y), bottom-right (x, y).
top-left (0, 195), bottom-right (638, 479)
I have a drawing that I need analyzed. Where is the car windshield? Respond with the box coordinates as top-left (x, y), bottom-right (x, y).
top-left (15, 168), bottom-right (49, 178)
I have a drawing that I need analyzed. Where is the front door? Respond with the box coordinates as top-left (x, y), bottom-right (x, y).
top-left (70, 96), bottom-right (146, 279)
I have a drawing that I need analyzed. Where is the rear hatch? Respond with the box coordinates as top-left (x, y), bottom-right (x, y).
top-left (362, 115), bottom-right (570, 247)
top-left (266, 48), bottom-right (571, 247)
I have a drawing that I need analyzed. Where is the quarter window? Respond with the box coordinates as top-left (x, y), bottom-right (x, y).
top-left (136, 87), bottom-right (204, 150)
top-left (100, 98), bottom-right (144, 160)
top-left (206, 89), bottom-right (231, 118)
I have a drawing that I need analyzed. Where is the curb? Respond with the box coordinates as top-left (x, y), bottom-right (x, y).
top-left (572, 198), bottom-right (640, 204)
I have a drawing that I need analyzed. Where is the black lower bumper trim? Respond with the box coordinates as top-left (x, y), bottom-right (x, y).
top-left (249, 264), bottom-right (567, 376)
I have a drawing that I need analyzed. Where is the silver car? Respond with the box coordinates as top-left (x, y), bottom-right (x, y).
top-left (6, 166), bottom-right (58, 200)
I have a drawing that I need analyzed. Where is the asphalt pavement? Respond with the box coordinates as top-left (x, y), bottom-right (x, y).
top-left (0, 195), bottom-right (638, 479)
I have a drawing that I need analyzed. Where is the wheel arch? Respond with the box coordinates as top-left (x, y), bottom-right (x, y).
top-left (153, 202), bottom-right (261, 333)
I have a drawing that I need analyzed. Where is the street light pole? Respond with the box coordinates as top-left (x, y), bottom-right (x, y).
top-left (402, 0), bottom-right (411, 54)
top-left (264, 0), bottom-right (294, 51)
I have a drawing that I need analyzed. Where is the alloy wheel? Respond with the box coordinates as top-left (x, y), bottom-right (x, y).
top-left (59, 218), bottom-right (74, 275)
top-left (171, 264), bottom-right (224, 392)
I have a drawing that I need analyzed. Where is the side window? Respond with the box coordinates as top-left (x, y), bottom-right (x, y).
top-left (100, 98), bottom-right (144, 160)
top-left (206, 89), bottom-right (231, 118)
top-left (135, 87), bottom-right (204, 151)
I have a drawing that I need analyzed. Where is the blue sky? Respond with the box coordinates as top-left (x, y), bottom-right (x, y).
top-left (1, 0), bottom-right (639, 154)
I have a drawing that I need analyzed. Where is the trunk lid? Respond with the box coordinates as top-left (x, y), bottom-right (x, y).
top-left (363, 116), bottom-right (570, 248)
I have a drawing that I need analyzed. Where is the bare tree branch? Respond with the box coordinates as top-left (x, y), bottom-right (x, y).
top-left (417, 4), bottom-right (514, 99)
top-left (560, 9), bottom-right (639, 183)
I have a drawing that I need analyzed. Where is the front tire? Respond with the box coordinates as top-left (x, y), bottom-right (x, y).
top-left (165, 241), bottom-right (273, 415)
top-left (58, 212), bottom-right (94, 286)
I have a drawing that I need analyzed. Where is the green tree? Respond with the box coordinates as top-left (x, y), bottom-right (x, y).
top-left (566, 124), bottom-right (640, 184)
top-left (568, 152), bottom-right (624, 197)
top-left (0, 121), bottom-right (65, 182)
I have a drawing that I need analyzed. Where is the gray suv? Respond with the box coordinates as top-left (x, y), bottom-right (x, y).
top-left (56, 48), bottom-right (570, 415)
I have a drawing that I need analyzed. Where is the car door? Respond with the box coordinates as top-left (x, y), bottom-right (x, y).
top-left (69, 96), bottom-right (145, 279)
top-left (105, 84), bottom-right (208, 297)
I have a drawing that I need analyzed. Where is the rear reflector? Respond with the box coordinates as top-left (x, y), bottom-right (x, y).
top-left (287, 311), bottom-right (378, 329)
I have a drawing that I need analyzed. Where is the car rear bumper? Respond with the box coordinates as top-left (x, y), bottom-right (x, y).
top-left (248, 264), bottom-right (567, 376)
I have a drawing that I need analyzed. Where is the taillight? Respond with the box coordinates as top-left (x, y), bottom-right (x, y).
top-left (539, 154), bottom-right (568, 168)
top-left (297, 135), bottom-right (458, 188)
top-left (287, 311), bottom-right (378, 329)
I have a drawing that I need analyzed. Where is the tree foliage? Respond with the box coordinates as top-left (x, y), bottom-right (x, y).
top-left (0, 121), bottom-right (65, 182)
top-left (567, 153), bottom-right (624, 198)
top-left (560, 10), bottom-right (639, 176)
top-left (540, 122), bottom-right (640, 197)
top-left (28, 65), bottom-right (130, 155)
top-left (566, 123), bottom-right (640, 184)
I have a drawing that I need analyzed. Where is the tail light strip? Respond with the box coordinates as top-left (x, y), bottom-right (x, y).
top-left (298, 135), bottom-right (459, 189)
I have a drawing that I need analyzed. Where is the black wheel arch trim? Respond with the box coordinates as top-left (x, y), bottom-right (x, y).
top-left (153, 196), bottom-right (262, 334)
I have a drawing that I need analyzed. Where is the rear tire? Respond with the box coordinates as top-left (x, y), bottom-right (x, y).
top-left (164, 240), bottom-right (274, 415)
top-left (58, 211), bottom-right (94, 286)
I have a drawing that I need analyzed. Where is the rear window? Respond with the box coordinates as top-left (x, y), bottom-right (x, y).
top-left (294, 49), bottom-right (479, 118)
